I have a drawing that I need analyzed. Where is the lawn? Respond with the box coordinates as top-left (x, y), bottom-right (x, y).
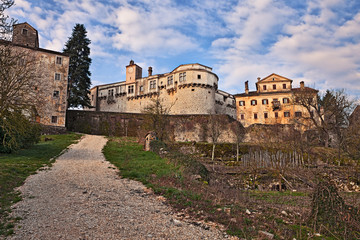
top-left (0, 133), bottom-right (82, 236)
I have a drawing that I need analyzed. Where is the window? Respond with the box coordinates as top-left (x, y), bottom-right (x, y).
top-left (56, 56), bottom-right (62, 65)
top-left (239, 101), bottom-right (245, 106)
top-left (283, 84), bottom-right (286, 89)
top-left (53, 90), bottom-right (59, 98)
top-left (55, 73), bottom-right (61, 81)
top-left (283, 98), bottom-right (290, 104)
top-left (254, 113), bottom-right (258, 119)
top-left (22, 29), bottom-right (28, 35)
top-left (128, 85), bottom-right (134, 94)
top-left (264, 112), bottom-right (268, 119)
top-left (51, 116), bottom-right (58, 123)
top-left (179, 72), bottom-right (186, 82)
top-left (284, 112), bottom-right (290, 117)
top-left (108, 89), bottom-right (114, 96)
top-left (251, 100), bottom-right (257, 106)
top-left (140, 85), bottom-right (144, 92)
top-left (273, 84), bottom-right (276, 90)
top-left (275, 112), bottom-right (278, 118)
top-left (262, 99), bottom-right (268, 105)
top-left (240, 114), bottom-right (245, 120)
top-left (295, 112), bottom-right (302, 117)
top-left (263, 85), bottom-right (267, 90)
top-left (197, 74), bottom-right (201, 79)
top-left (167, 75), bottom-right (173, 85)
top-left (149, 80), bottom-right (156, 89)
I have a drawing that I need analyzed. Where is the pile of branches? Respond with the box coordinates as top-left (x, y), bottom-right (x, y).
top-left (309, 176), bottom-right (360, 239)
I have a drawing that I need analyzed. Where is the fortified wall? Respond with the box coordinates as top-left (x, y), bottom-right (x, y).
top-left (88, 61), bottom-right (236, 118)
top-left (66, 110), bottom-right (241, 143)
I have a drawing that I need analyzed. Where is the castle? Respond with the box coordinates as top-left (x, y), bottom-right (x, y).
top-left (234, 73), bottom-right (318, 128)
top-left (0, 22), bottom-right (69, 127)
top-left (88, 61), bottom-right (236, 118)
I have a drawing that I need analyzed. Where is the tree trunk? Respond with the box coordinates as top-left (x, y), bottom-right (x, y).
top-left (236, 142), bottom-right (239, 162)
top-left (212, 143), bottom-right (216, 171)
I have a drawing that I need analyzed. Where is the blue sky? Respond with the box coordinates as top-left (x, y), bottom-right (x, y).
top-left (7, 0), bottom-right (360, 98)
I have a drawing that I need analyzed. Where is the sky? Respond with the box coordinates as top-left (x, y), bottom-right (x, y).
top-left (6, 0), bottom-right (360, 98)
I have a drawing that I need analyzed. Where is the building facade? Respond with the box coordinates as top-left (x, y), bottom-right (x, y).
top-left (234, 73), bottom-right (318, 128)
top-left (88, 61), bottom-right (236, 118)
top-left (0, 22), bottom-right (69, 127)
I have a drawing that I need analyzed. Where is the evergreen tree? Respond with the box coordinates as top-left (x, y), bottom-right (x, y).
top-left (64, 24), bottom-right (92, 108)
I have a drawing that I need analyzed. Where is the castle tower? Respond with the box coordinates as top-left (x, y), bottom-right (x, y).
top-left (12, 22), bottom-right (39, 48)
top-left (126, 60), bottom-right (142, 83)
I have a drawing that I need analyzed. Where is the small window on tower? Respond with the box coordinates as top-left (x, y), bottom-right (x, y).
top-left (197, 74), bottom-right (201, 79)
top-left (254, 113), bottom-right (258, 119)
top-left (263, 85), bottom-right (267, 90)
top-left (55, 73), bottom-right (61, 81)
top-left (22, 29), bottom-right (28, 35)
top-left (283, 84), bottom-right (286, 89)
top-left (53, 90), bottom-right (60, 98)
top-left (240, 114), bottom-right (245, 120)
top-left (51, 116), bottom-right (58, 123)
top-left (273, 84), bottom-right (277, 90)
top-left (56, 57), bottom-right (62, 65)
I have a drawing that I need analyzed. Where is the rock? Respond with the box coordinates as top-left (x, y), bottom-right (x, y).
top-left (259, 230), bottom-right (274, 239)
top-left (281, 210), bottom-right (288, 216)
top-left (246, 209), bottom-right (251, 215)
top-left (314, 233), bottom-right (321, 236)
top-left (170, 219), bottom-right (182, 227)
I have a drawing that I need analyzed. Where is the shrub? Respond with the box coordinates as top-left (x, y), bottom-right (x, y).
top-left (0, 113), bottom-right (42, 153)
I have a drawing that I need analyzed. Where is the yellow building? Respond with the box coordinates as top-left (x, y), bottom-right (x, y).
top-left (234, 73), bottom-right (318, 128)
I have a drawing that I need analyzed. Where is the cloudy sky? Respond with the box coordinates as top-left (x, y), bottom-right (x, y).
top-left (7, 0), bottom-right (360, 98)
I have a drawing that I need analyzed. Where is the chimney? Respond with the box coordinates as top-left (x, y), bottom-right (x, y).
top-left (300, 81), bottom-right (304, 89)
top-left (148, 67), bottom-right (153, 76)
top-left (245, 81), bottom-right (249, 94)
top-left (257, 77), bottom-right (261, 81)
top-left (129, 60), bottom-right (134, 65)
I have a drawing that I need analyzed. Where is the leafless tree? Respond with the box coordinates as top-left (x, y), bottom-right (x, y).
top-left (230, 120), bottom-right (245, 161)
top-left (0, 44), bottom-right (47, 151)
top-left (208, 113), bottom-right (225, 170)
top-left (293, 88), bottom-right (354, 148)
top-left (142, 96), bottom-right (175, 141)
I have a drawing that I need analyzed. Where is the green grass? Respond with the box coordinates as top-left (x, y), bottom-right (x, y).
top-left (0, 133), bottom-right (82, 236)
top-left (103, 138), bottom-right (180, 184)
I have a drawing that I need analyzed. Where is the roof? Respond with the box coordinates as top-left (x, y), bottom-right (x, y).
top-left (234, 87), bottom-right (318, 97)
top-left (172, 63), bottom-right (212, 72)
top-left (0, 39), bottom-right (69, 56)
top-left (257, 73), bottom-right (293, 84)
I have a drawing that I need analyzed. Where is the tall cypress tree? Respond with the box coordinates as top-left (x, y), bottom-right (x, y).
top-left (64, 24), bottom-right (92, 108)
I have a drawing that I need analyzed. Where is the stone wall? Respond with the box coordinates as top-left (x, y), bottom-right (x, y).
top-left (66, 110), bottom-right (242, 143)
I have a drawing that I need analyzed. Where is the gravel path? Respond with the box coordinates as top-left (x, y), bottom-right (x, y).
top-left (9, 135), bottom-right (228, 240)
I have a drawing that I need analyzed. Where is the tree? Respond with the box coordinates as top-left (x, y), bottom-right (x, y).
top-left (142, 96), bottom-right (175, 141)
top-left (230, 120), bottom-right (245, 162)
top-left (293, 88), bottom-right (354, 148)
top-left (0, 0), bottom-right (15, 40)
top-left (0, 13), bottom-right (44, 152)
top-left (208, 113), bottom-right (224, 170)
top-left (63, 24), bottom-right (92, 108)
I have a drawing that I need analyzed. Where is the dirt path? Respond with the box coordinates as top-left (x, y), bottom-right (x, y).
top-left (9, 135), bottom-right (226, 240)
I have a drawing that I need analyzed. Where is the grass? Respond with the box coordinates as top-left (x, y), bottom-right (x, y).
top-left (0, 133), bottom-right (82, 236)
top-left (103, 137), bottom-right (358, 239)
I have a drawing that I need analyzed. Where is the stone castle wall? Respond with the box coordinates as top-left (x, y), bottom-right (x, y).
top-left (66, 110), bottom-right (242, 143)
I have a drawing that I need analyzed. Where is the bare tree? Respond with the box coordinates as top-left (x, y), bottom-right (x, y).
top-left (293, 88), bottom-right (354, 148)
top-left (0, 45), bottom-right (46, 151)
top-left (208, 114), bottom-right (225, 169)
top-left (142, 96), bottom-right (175, 141)
top-left (230, 120), bottom-right (245, 161)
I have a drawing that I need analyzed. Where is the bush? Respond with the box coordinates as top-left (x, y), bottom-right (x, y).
top-left (0, 112), bottom-right (42, 153)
